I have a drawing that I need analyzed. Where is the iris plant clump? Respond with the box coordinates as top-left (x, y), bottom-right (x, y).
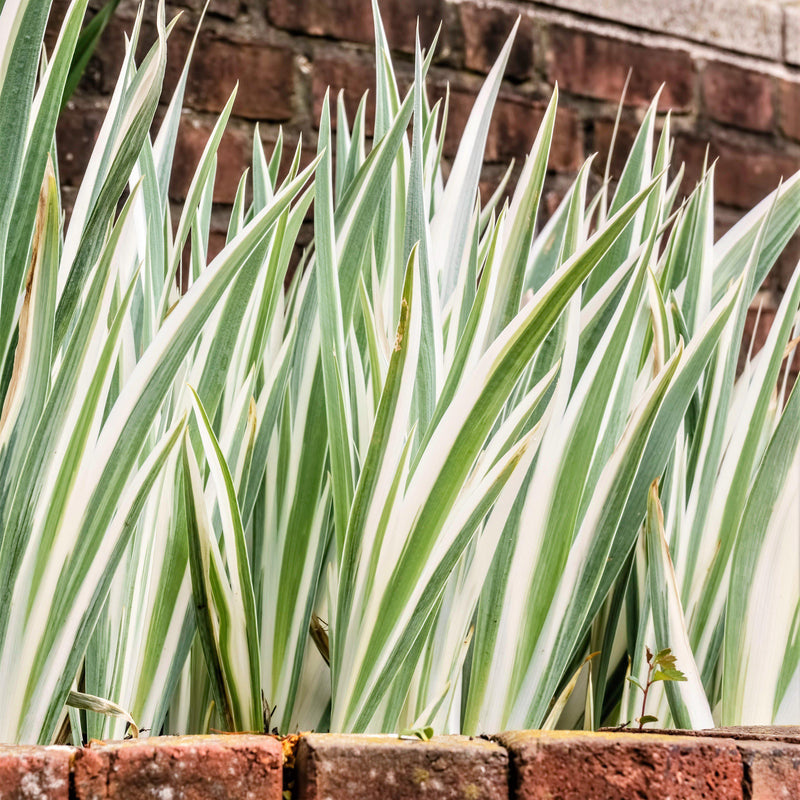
top-left (0, 0), bottom-right (797, 744)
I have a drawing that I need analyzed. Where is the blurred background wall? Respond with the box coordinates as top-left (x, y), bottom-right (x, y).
top-left (47, 0), bottom-right (800, 366)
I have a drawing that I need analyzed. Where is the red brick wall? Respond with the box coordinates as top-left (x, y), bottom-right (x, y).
top-left (4, 728), bottom-right (800, 800)
top-left (48, 0), bottom-right (800, 358)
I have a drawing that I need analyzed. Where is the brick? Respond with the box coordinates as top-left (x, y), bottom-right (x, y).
top-left (737, 738), bottom-right (800, 798)
top-left (76, 18), bottom-right (293, 119)
top-left (207, 230), bottom-right (229, 261)
top-left (0, 745), bottom-right (72, 800)
top-left (184, 37), bottom-right (294, 120)
top-left (713, 144), bottom-right (800, 210)
top-left (295, 733), bottom-right (508, 800)
top-left (441, 85), bottom-right (582, 170)
top-left (779, 79), bottom-right (800, 142)
top-left (267, 0), bottom-right (375, 44)
top-left (179, 0), bottom-right (240, 19)
top-left (459, 2), bottom-right (535, 81)
top-left (72, 734), bottom-right (282, 800)
top-left (702, 62), bottom-right (774, 132)
top-left (267, 0), bottom-right (443, 52)
top-left (652, 730), bottom-right (800, 799)
top-left (56, 101), bottom-right (108, 186)
top-left (672, 134), bottom-right (710, 198)
top-left (102, 0), bottom-right (143, 16)
top-left (75, 14), bottom-right (192, 100)
top-left (170, 116), bottom-right (252, 203)
top-left (547, 25), bottom-right (695, 112)
top-left (81, 14), bottom-right (172, 97)
top-left (381, 0), bottom-right (446, 53)
top-left (487, 98), bottom-right (582, 170)
top-left (674, 134), bottom-right (800, 210)
top-left (311, 54), bottom-right (378, 134)
top-left (497, 730), bottom-right (743, 800)
top-left (593, 118), bottom-right (643, 181)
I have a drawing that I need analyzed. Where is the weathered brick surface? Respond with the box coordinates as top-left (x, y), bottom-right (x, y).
top-left (9, 730), bottom-right (800, 799)
top-left (375, 0), bottom-right (446, 53)
top-left (491, 97), bottom-right (582, 170)
top-left (638, 727), bottom-right (800, 798)
top-left (56, 100), bottom-right (109, 187)
top-left (459, 2), bottom-right (536, 81)
top-left (190, 0), bottom-right (239, 19)
top-left (183, 37), bottom-right (295, 120)
top-left (737, 740), bottom-right (800, 800)
top-left (311, 52), bottom-right (380, 134)
top-left (0, 745), bottom-right (72, 800)
top-left (712, 144), bottom-right (800, 211)
top-left (440, 85), bottom-right (582, 170)
top-left (267, 0), bottom-right (443, 53)
top-left (546, 26), bottom-right (696, 111)
top-left (79, 13), bottom-right (185, 97)
top-left (295, 733), bottom-right (508, 800)
top-left (779, 78), bottom-right (800, 142)
top-left (702, 62), bottom-right (774, 132)
top-left (267, 0), bottom-right (375, 44)
top-left (674, 134), bottom-right (800, 210)
top-left (497, 730), bottom-right (744, 800)
top-left (72, 734), bottom-right (283, 800)
top-left (170, 117), bottom-right (253, 203)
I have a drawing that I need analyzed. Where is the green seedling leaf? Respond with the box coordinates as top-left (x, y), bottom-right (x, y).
top-left (652, 668), bottom-right (687, 682)
top-left (399, 726), bottom-right (434, 741)
top-left (626, 677), bottom-right (644, 692)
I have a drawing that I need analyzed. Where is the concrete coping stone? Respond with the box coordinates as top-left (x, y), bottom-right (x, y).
top-left (536, 0), bottom-right (787, 61)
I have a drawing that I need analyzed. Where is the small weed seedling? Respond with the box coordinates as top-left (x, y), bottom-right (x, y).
top-left (628, 647), bottom-right (687, 729)
top-left (398, 726), bottom-right (434, 741)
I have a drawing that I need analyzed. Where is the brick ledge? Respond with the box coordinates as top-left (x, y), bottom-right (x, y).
top-left (1, 727), bottom-right (799, 799)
